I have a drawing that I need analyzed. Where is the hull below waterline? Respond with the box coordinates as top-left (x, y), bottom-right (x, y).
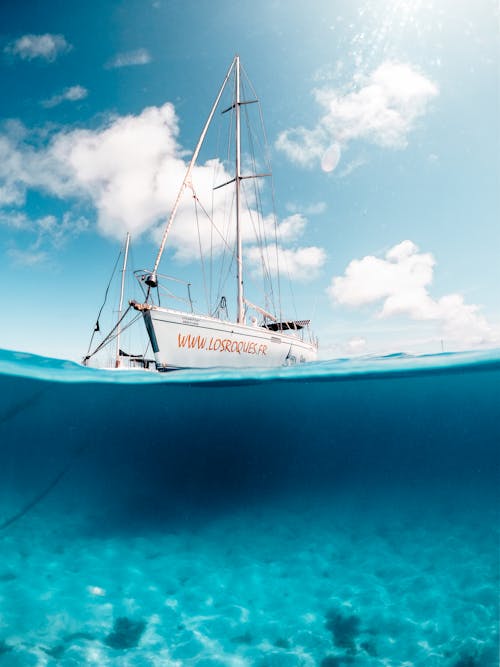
top-left (141, 307), bottom-right (317, 370)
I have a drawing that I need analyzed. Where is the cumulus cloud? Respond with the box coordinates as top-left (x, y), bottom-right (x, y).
top-left (286, 201), bottom-right (326, 216)
top-left (49, 103), bottom-right (183, 237)
top-left (247, 245), bottom-right (326, 282)
top-left (0, 104), bottom-right (217, 242)
top-left (330, 240), bottom-right (433, 309)
top-left (276, 62), bottom-right (438, 171)
top-left (276, 214), bottom-right (307, 242)
top-left (5, 34), bottom-right (71, 62)
top-left (328, 240), bottom-right (495, 347)
top-left (161, 185), bottom-right (315, 268)
top-left (106, 48), bottom-right (152, 69)
top-left (0, 104), bottom-right (322, 277)
top-left (276, 126), bottom-right (325, 168)
top-left (42, 85), bottom-right (88, 108)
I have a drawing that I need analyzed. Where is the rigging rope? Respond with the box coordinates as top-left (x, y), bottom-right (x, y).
top-left (0, 442), bottom-right (88, 531)
top-left (243, 64), bottom-right (286, 321)
top-left (85, 248), bottom-right (122, 356)
top-left (215, 85), bottom-right (236, 311)
top-left (242, 101), bottom-right (276, 314)
top-left (83, 305), bottom-right (134, 362)
top-left (194, 191), bottom-right (210, 312)
top-left (0, 392), bottom-right (89, 532)
top-left (191, 189), bottom-right (237, 312)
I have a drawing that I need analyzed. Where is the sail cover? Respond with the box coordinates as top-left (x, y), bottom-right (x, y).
top-left (262, 321), bottom-right (310, 331)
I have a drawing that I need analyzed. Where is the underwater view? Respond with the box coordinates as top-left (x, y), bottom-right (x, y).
top-left (0, 348), bottom-right (498, 666)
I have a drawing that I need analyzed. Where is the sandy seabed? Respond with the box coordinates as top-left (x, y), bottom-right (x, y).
top-left (0, 496), bottom-right (497, 667)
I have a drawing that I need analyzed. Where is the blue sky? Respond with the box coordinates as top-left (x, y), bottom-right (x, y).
top-left (0, 0), bottom-right (498, 361)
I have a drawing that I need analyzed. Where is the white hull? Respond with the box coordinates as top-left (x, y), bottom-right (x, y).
top-left (141, 306), bottom-right (317, 370)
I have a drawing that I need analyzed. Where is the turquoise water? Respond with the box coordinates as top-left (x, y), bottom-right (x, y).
top-left (0, 348), bottom-right (498, 666)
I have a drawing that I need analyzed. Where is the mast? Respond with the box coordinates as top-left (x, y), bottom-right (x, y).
top-left (235, 55), bottom-right (244, 324)
top-left (115, 232), bottom-right (130, 368)
top-left (146, 58), bottom-right (236, 290)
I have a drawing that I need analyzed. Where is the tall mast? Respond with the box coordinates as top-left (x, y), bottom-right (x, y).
top-left (146, 58), bottom-right (236, 290)
top-left (235, 56), bottom-right (244, 324)
top-left (115, 232), bottom-right (130, 368)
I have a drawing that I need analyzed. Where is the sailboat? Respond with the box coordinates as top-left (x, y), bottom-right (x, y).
top-left (86, 56), bottom-right (318, 371)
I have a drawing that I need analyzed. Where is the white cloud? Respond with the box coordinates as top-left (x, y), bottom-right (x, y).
top-left (276, 214), bottom-right (307, 242)
top-left (1, 210), bottom-right (88, 252)
top-left (275, 126), bottom-right (325, 167)
top-left (42, 85), bottom-right (88, 108)
top-left (307, 202), bottom-right (327, 215)
top-left (338, 157), bottom-right (367, 178)
top-left (5, 34), bottom-right (71, 62)
top-left (346, 337), bottom-right (367, 354)
top-left (1, 206), bottom-right (88, 271)
top-left (0, 134), bottom-right (29, 206)
top-left (286, 201), bottom-right (326, 216)
top-left (0, 105), bottom-right (324, 272)
top-left (331, 240), bottom-right (434, 309)
top-left (34, 212), bottom-right (89, 248)
top-left (106, 49), bottom-right (152, 69)
top-left (247, 244), bottom-right (326, 282)
top-left (276, 61), bottom-right (438, 171)
top-left (0, 183), bottom-right (24, 207)
top-left (7, 247), bottom-right (49, 267)
top-left (52, 104), bottom-right (188, 239)
top-left (0, 105), bottom-right (224, 244)
top-left (328, 240), bottom-right (496, 347)
top-left (0, 210), bottom-right (30, 229)
top-left (162, 187), bottom-right (314, 268)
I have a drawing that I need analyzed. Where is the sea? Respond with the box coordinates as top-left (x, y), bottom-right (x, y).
top-left (0, 347), bottom-right (498, 667)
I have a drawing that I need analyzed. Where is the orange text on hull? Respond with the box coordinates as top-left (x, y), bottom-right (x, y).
top-left (177, 333), bottom-right (268, 355)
